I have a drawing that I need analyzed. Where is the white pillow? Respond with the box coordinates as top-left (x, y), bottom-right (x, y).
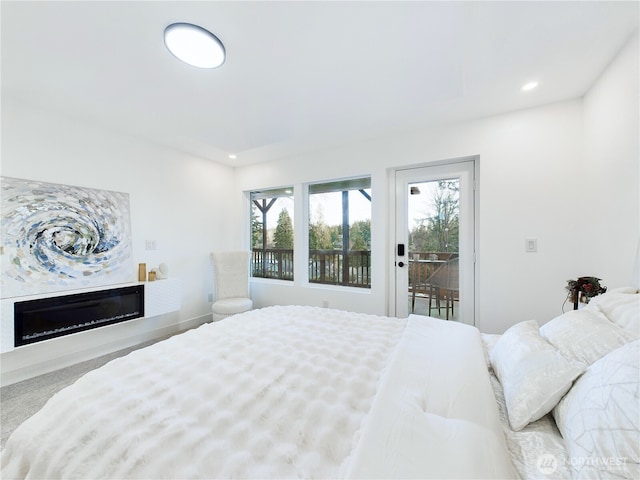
top-left (585, 289), bottom-right (640, 334)
top-left (540, 309), bottom-right (639, 366)
top-left (490, 320), bottom-right (585, 431)
top-left (553, 340), bottom-right (640, 479)
top-left (480, 333), bottom-right (500, 368)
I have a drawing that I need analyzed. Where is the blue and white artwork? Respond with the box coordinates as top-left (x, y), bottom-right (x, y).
top-left (1, 177), bottom-right (133, 298)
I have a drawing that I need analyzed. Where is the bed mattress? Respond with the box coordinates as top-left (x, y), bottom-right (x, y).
top-left (2, 306), bottom-right (515, 479)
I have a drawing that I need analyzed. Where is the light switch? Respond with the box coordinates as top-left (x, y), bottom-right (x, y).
top-left (145, 240), bottom-right (157, 250)
top-left (525, 239), bottom-right (537, 253)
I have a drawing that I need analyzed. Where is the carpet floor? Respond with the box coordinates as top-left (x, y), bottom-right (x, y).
top-left (0, 336), bottom-right (171, 449)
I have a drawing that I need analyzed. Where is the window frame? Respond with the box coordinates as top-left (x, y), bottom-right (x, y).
top-left (249, 187), bottom-right (294, 282)
top-left (307, 176), bottom-right (372, 289)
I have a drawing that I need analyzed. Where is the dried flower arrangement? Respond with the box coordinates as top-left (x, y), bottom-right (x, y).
top-left (566, 276), bottom-right (607, 309)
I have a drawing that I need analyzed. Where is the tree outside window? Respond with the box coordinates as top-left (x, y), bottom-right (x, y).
top-left (273, 209), bottom-right (294, 250)
top-left (409, 179), bottom-right (459, 255)
top-left (249, 188), bottom-right (294, 280)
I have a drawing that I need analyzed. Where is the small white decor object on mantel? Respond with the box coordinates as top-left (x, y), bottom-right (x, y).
top-left (158, 263), bottom-right (168, 279)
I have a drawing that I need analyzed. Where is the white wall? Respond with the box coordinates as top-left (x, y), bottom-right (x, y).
top-left (1, 99), bottom-right (237, 384)
top-left (582, 31), bottom-right (639, 287)
top-left (236, 101), bottom-right (585, 333)
top-left (236, 33), bottom-right (639, 334)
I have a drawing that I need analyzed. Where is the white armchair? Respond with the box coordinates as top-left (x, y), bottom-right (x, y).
top-left (210, 251), bottom-right (253, 321)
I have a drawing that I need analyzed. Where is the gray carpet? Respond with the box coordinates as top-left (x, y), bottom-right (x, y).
top-left (0, 336), bottom-right (171, 449)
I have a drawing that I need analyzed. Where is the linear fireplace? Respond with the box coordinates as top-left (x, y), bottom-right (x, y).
top-left (14, 285), bottom-right (144, 347)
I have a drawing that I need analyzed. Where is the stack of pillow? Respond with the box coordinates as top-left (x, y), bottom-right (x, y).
top-left (489, 288), bottom-right (639, 479)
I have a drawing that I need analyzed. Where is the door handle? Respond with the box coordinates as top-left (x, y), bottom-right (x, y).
top-left (398, 261), bottom-right (405, 268)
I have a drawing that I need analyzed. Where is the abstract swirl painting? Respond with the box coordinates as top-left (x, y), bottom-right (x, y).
top-left (1, 177), bottom-right (133, 298)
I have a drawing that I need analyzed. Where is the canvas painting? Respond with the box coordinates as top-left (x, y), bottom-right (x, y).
top-left (1, 177), bottom-right (133, 298)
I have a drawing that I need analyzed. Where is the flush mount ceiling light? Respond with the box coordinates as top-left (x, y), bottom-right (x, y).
top-left (521, 81), bottom-right (539, 92)
top-left (164, 23), bottom-right (225, 69)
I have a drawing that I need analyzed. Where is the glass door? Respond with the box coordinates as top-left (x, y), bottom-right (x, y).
top-left (394, 160), bottom-right (476, 324)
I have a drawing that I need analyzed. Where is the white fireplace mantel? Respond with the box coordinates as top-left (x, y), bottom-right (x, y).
top-left (1, 278), bottom-right (181, 354)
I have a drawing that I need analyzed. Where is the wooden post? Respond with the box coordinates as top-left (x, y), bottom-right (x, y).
top-left (320, 252), bottom-right (326, 283)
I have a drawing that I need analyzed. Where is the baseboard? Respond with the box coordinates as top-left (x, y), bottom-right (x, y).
top-left (0, 313), bottom-right (212, 387)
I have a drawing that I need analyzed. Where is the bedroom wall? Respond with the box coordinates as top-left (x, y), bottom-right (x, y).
top-left (235, 99), bottom-right (586, 334)
top-left (582, 31), bottom-right (639, 288)
top-left (235, 32), bottom-right (639, 334)
top-left (2, 32), bottom-right (636, 383)
top-left (0, 99), bottom-right (236, 385)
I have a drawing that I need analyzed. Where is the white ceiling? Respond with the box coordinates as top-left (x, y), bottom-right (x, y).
top-left (2, 1), bottom-right (638, 167)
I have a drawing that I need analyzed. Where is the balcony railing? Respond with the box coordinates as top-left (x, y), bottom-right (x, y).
top-left (252, 248), bottom-right (371, 288)
top-left (308, 249), bottom-right (370, 288)
top-left (252, 248), bottom-right (294, 280)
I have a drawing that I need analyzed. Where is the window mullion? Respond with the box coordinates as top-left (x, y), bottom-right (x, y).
top-left (342, 190), bottom-right (349, 285)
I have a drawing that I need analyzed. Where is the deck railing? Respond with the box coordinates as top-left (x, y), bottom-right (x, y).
top-left (252, 248), bottom-right (294, 280)
top-left (252, 248), bottom-right (371, 288)
top-left (308, 249), bottom-right (371, 288)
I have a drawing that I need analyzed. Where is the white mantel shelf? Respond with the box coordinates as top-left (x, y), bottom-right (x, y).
top-left (1, 278), bottom-right (181, 354)
top-left (143, 278), bottom-right (181, 318)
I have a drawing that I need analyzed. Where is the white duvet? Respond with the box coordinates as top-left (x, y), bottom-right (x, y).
top-left (1, 306), bottom-right (515, 479)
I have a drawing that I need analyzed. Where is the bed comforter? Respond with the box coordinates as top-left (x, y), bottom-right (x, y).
top-left (1, 306), bottom-right (515, 479)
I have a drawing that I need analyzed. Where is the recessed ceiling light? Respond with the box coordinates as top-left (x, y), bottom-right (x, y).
top-left (228, 154), bottom-right (237, 159)
top-left (521, 81), bottom-right (538, 92)
top-left (164, 23), bottom-right (225, 69)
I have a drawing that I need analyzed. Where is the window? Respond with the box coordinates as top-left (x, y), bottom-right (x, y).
top-left (308, 177), bottom-right (371, 288)
top-left (250, 187), bottom-right (294, 281)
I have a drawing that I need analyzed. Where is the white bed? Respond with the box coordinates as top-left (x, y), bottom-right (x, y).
top-left (1, 289), bottom-right (638, 479)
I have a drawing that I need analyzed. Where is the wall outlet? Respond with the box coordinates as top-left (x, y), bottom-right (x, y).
top-left (208, 293), bottom-right (213, 302)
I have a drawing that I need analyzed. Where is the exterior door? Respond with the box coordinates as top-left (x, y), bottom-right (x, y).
top-left (394, 160), bottom-right (476, 324)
